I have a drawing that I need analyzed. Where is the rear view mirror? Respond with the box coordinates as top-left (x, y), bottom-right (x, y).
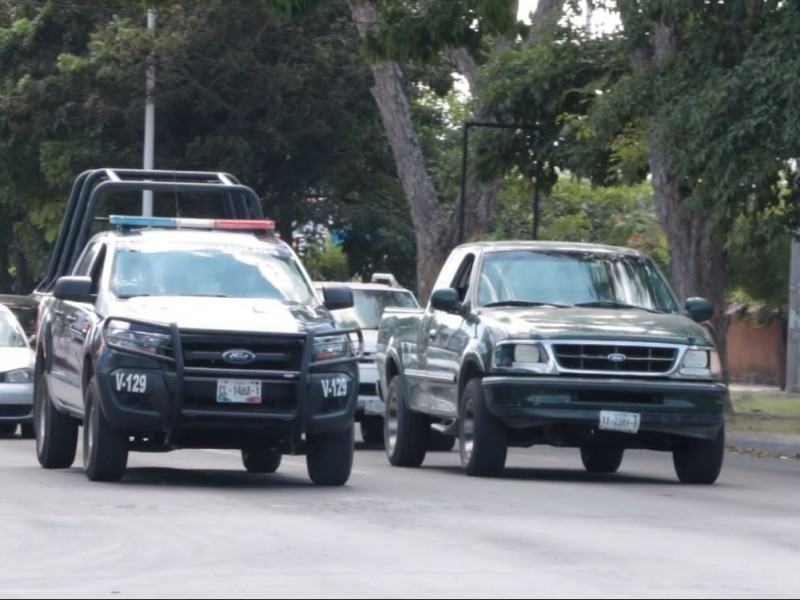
top-left (321, 285), bottom-right (354, 311)
top-left (430, 288), bottom-right (461, 313)
top-left (53, 276), bottom-right (94, 303)
top-left (685, 297), bottom-right (713, 323)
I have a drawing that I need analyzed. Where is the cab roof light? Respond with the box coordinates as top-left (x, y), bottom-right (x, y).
top-left (109, 215), bottom-right (275, 231)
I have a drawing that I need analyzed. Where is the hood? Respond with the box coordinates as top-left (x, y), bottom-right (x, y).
top-left (0, 347), bottom-right (35, 372)
top-left (483, 306), bottom-right (714, 346)
top-left (110, 297), bottom-right (332, 334)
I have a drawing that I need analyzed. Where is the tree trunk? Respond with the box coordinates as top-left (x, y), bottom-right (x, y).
top-left (348, 0), bottom-right (447, 302)
top-left (348, 0), bottom-right (563, 301)
top-left (646, 23), bottom-right (731, 390)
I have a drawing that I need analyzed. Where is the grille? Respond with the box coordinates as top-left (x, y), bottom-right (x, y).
top-left (552, 343), bottom-right (677, 374)
top-left (0, 406), bottom-right (31, 417)
top-left (359, 382), bottom-right (378, 397)
top-left (180, 332), bottom-right (305, 372)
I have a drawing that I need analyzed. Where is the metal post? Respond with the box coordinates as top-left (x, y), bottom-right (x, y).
top-left (142, 7), bottom-right (156, 217)
top-left (532, 161), bottom-right (541, 240)
top-left (786, 234), bottom-right (800, 391)
top-left (459, 123), bottom-right (469, 244)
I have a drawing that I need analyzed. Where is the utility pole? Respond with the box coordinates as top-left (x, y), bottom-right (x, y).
top-left (142, 7), bottom-right (156, 217)
top-left (786, 236), bottom-right (800, 391)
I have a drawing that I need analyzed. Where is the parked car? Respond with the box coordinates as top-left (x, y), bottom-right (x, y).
top-left (0, 304), bottom-right (35, 438)
top-left (0, 294), bottom-right (40, 342)
top-left (376, 240), bottom-right (728, 483)
top-left (315, 277), bottom-right (421, 445)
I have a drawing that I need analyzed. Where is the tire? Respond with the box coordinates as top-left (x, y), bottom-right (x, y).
top-left (19, 423), bottom-right (35, 439)
top-left (384, 375), bottom-right (428, 467)
top-left (83, 376), bottom-right (129, 482)
top-left (360, 415), bottom-right (384, 445)
top-left (35, 371), bottom-right (78, 469)
top-left (673, 426), bottom-right (725, 484)
top-left (241, 448), bottom-right (282, 474)
top-left (459, 379), bottom-right (507, 477)
top-left (306, 424), bottom-right (354, 486)
top-left (0, 423), bottom-right (17, 437)
top-left (580, 446), bottom-right (624, 474)
top-left (428, 429), bottom-right (456, 452)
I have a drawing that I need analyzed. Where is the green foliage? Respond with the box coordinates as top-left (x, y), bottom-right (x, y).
top-left (490, 174), bottom-right (669, 272)
top-left (302, 238), bottom-right (350, 282)
top-left (365, 0), bottom-right (521, 64)
top-left (0, 0), bottom-right (405, 291)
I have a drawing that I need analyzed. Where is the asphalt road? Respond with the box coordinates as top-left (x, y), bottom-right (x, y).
top-left (0, 434), bottom-right (798, 599)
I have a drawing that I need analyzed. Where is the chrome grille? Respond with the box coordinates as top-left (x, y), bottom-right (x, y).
top-left (552, 343), bottom-right (677, 374)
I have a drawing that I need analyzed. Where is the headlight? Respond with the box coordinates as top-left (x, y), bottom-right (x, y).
top-left (4, 368), bottom-right (32, 383)
top-left (493, 342), bottom-right (551, 373)
top-left (679, 348), bottom-right (720, 379)
top-left (683, 350), bottom-right (709, 369)
top-left (104, 319), bottom-right (172, 356)
top-left (313, 334), bottom-right (351, 362)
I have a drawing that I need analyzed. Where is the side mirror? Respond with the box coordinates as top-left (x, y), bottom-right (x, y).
top-left (430, 288), bottom-right (461, 313)
top-left (53, 276), bottom-right (94, 303)
top-left (685, 297), bottom-right (713, 323)
top-left (321, 285), bottom-right (354, 311)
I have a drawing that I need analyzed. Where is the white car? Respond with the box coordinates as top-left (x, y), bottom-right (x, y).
top-left (315, 280), bottom-right (419, 444)
top-left (0, 304), bottom-right (35, 438)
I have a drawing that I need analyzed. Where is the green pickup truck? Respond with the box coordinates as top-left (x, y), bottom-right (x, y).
top-left (375, 241), bottom-right (728, 483)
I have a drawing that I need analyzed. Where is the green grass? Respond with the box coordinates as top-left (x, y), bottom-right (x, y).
top-left (728, 390), bottom-right (800, 435)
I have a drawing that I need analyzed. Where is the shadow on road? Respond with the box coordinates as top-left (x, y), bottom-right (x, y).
top-left (98, 467), bottom-right (319, 490)
top-left (421, 464), bottom-right (678, 485)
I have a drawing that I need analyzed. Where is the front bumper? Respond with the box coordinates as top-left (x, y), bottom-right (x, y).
top-left (0, 382), bottom-right (34, 423)
top-left (94, 321), bottom-right (361, 451)
top-left (482, 376), bottom-right (727, 441)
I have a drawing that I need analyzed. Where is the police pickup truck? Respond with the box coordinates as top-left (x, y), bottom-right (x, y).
top-left (33, 169), bottom-right (361, 484)
top-left (376, 241), bottom-right (728, 484)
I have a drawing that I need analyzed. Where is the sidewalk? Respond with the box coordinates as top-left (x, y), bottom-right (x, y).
top-left (726, 431), bottom-right (800, 459)
top-left (727, 383), bottom-right (800, 458)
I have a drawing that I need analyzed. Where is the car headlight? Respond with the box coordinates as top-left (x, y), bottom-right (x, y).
top-left (104, 319), bottom-right (172, 357)
top-left (493, 342), bottom-right (551, 374)
top-left (4, 368), bottom-right (33, 384)
top-left (680, 348), bottom-right (720, 379)
top-left (313, 334), bottom-right (352, 362)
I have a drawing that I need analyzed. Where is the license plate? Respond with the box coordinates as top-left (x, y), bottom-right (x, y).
top-left (217, 379), bottom-right (262, 404)
top-left (599, 410), bottom-right (640, 434)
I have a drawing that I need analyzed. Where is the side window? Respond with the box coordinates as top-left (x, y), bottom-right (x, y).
top-left (451, 254), bottom-right (476, 302)
top-left (431, 247), bottom-right (469, 292)
top-left (72, 242), bottom-right (106, 295)
top-left (73, 243), bottom-right (101, 277)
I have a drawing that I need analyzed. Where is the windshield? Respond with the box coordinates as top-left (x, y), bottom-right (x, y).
top-left (0, 312), bottom-right (28, 348)
top-left (331, 289), bottom-right (418, 329)
top-left (478, 250), bottom-right (678, 312)
top-left (111, 240), bottom-right (316, 303)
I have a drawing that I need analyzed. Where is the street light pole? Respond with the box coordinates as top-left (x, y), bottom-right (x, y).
top-left (142, 7), bottom-right (156, 217)
top-left (459, 121), bottom-right (540, 244)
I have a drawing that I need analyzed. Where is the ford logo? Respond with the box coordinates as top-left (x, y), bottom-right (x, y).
top-left (607, 353), bottom-right (627, 363)
top-left (222, 349), bottom-right (256, 365)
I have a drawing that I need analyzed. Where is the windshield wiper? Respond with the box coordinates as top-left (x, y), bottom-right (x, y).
top-left (483, 300), bottom-right (570, 308)
top-left (573, 301), bottom-right (660, 313)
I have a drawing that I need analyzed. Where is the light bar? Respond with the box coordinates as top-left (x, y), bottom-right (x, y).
top-left (109, 215), bottom-right (275, 231)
